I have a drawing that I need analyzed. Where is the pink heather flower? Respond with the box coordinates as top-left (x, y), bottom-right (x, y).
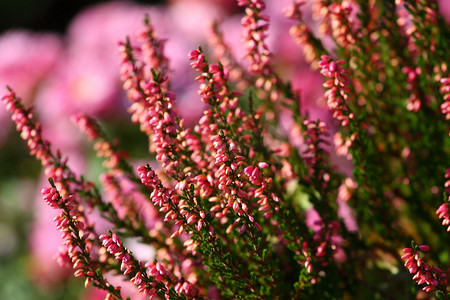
top-left (284, 1), bottom-right (322, 67)
top-left (318, 55), bottom-right (353, 127)
top-left (40, 186), bottom-right (122, 296)
top-left (436, 203), bottom-right (450, 231)
top-left (402, 66), bottom-right (423, 112)
top-left (302, 119), bottom-right (332, 187)
top-left (29, 186), bottom-right (73, 286)
top-left (402, 245), bottom-right (448, 292)
top-left (440, 77), bottom-right (450, 121)
top-left (336, 177), bottom-right (358, 232)
top-left (417, 245), bottom-right (430, 252)
top-left (238, 0), bottom-right (274, 76)
top-left (138, 164), bottom-right (206, 238)
top-left (328, 1), bottom-right (359, 48)
top-left (100, 232), bottom-right (198, 299)
top-left (333, 132), bottom-right (353, 160)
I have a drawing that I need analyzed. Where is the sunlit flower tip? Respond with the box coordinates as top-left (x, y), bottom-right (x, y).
top-left (304, 259), bottom-right (312, 273)
top-left (258, 162), bottom-right (269, 169)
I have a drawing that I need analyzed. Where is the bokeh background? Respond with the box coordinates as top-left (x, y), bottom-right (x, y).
top-left (0, 0), bottom-right (164, 33)
top-left (0, 0), bottom-right (449, 299)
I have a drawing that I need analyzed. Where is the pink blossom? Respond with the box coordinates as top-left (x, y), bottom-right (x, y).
top-left (402, 245), bottom-right (448, 292)
top-left (0, 31), bottom-right (62, 101)
top-left (438, 0), bottom-right (450, 23)
top-left (0, 31), bottom-right (62, 145)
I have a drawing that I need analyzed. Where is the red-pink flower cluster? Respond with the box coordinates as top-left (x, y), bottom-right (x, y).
top-left (120, 37), bottom-right (197, 180)
top-left (3, 89), bottom-right (137, 297)
top-left (318, 55), bottom-right (354, 127)
top-left (207, 22), bottom-right (248, 88)
top-left (209, 133), bottom-right (261, 233)
top-left (189, 49), bottom-right (233, 106)
top-left (436, 202), bottom-right (450, 231)
top-left (138, 165), bottom-right (206, 240)
top-left (72, 113), bottom-right (130, 170)
top-left (402, 245), bottom-right (448, 293)
top-left (402, 66), bottom-right (423, 112)
top-left (138, 17), bottom-right (170, 81)
top-left (238, 0), bottom-right (272, 77)
top-left (71, 113), bottom-right (100, 141)
top-left (41, 186), bottom-right (122, 297)
top-left (2, 90), bottom-right (52, 167)
top-left (1, 90), bottom-right (95, 199)
top-left (188, 47), bottom-right (281, 228)
top-left (440, 77), bottom-right (450, 121)
top-left (333, 131), bottom-right (356, 161)
top-left (302, 119), bottom-right (331, 186)
top-left (100, 232), bottom-right (197, 299)
top-left (284, 0), bottom-right (320, 67)
top-left (436, 168), bottom-right (450, 231)
top-left (328, 2), bottom-right (357, 48)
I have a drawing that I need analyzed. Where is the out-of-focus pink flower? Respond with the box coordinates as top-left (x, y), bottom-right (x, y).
top-left (305, 207), bottom-right (322, 232)
top-left (0, 31), bottom-right (62, 101)
top-left (166, 0), bottom-right (226, 40)
top-left (67, 2), bottom-right (162, 66)
top-left (438, 0), bottom-right (450, 23)
top-left (168, 0), bottom-right (238, 14)
top-left (36, 57), bottom-right (120, 118)
top-left (0, 31), bottom-right (62, 146)
top-left (35, 2), bottom-right (160, 120)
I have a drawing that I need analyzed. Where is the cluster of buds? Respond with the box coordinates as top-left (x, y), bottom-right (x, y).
top-left (2, 89), bottom-right (53, 168)
top-left (402, 245), bottom-right (448, 293)
top-left (100, 232), bottom-right (197, 299)
top-left (333, 131), bottom-right (356, 161)
top-left (138, 164), bottom-right (207, 239)
top-left (302, 119), bottom-right (331, 189)
top-left (436, 168), bottom-right (450, 231)
top-left (207, 21), bottom-right (248, 88)
top-left (318, 55), bottom-right (354, 127)
top-left (189, 49), bottom-right (231, 106)
top-left (237, 0), bottom-right (272, 76)
top-left (436, 202), bottom-right (450, 232)
top-left (284, 0), bottom-right (321, 67)
top-left (42, 185), bottom-right (122, 298)
top-left (440, 77), bottom-right (450, 121)
top-left (328, 1), bottom-right (357, 48)
top-left (402, 66), bottom-right (423, 112)
top-left (72, 113), bottom-right (129, 170)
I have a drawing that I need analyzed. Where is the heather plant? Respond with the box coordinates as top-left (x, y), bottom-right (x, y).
top-left (1, 0), bottom-right (450, 299)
